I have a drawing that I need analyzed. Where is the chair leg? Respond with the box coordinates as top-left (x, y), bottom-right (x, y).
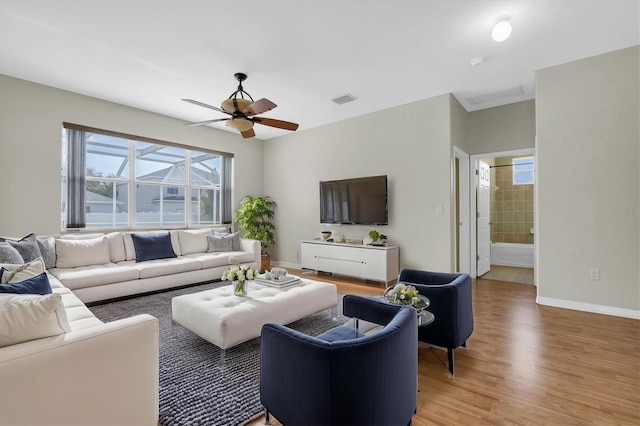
top-left (447, 348), bottom-right (455, 381)
top-left (264, 410), bottom-right (271, 425)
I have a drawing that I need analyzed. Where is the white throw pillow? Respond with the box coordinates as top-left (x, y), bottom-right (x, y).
top-left (55, 236), bottom-right (111, 268)
top-left (106, 232), bottom-right (126, 263)
top-left (0, 257), bottom-right (46, 284)
top-left (178, 230), bottom-right (209, 255)
top-left (0, 293), bottom-right (71, 348)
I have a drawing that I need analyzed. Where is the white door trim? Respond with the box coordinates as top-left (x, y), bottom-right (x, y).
top-left (477, 160), bottom-right (491, 276)
top-left (453, 146), bottom-right (471, 274)
top-left (469, 148), bottom-right (535, 278)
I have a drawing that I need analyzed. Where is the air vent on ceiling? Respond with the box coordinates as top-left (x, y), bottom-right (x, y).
top-left (332, 93), bottom-right (357, 105)
top-left (466, 85), bottom-right (524, 106)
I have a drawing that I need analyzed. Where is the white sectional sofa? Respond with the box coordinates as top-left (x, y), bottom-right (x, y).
top-left (0, 268), bottom-right (160, 425)
top-left (44, 228), bottom-right (260, 303)
top-left (0, 227), bottom-right (260, 425)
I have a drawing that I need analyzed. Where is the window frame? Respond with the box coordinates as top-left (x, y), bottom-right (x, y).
top-left (512, 156), bottom-right (534, 185)
top-left (62, 122), bottom-right (234, 232)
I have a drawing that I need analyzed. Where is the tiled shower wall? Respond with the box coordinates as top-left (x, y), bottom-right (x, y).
top-left (490, 157), bottom-right (534, 244)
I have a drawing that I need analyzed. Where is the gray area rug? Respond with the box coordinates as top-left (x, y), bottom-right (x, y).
top-left (89, 282), bottom-right (346, 426)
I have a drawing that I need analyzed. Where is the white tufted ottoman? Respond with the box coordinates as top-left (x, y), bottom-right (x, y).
top-left (171, 279), bottom-right (337, 350)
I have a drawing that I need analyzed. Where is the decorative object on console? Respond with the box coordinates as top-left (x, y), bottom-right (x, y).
top-left (332, 233), bottom-right (345, 243)
top-left (234, 196), bottom-right (277, 272)
top-left (320, 231), bottom-right (332, 240)
top-left (182, 72), bottom-right (299, 139)
top-left (344, 236), bottom-right (363, 245)
top-left (368, 229), bottom-right (380, 244)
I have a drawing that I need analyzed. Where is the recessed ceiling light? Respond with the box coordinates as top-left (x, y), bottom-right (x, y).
top-left (492, 16), bottom-right (512, 42)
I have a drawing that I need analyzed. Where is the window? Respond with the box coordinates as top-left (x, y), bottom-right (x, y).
top-left (62, 123), bottom-right (233, 230)
top-left (512, 156), bottom-right (534, 185)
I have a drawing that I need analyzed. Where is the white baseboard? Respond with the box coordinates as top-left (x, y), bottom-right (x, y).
top-left (270, 260), bottom-right (300, 270)
top-left (537, 297), bottom-right (640, 319)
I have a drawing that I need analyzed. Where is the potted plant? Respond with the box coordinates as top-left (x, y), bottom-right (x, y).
top-left (234, 196), bottom-right (277, 272)
top-left (368, 229), bottom-right (380, 244)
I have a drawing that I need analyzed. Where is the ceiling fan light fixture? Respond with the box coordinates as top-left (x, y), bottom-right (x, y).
top-left (226, 118), bottom-right (254, 132)
top-left (492, 16), bottom-right (512, 42)
top-left (221, 98), bottom-right (252, 114)
top-left (183, 72), bottom-right (298, 137)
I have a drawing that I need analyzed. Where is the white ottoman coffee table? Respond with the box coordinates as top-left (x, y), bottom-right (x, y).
top-left (171, 278), bottom-right (337, 350)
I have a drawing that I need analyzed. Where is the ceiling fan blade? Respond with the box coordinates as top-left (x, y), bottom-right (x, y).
top-left (182, 99), bottom-right (228, 114)
top-left (243, 98), bottom-right (277, 116)
top-left (253, 117), bottom-right (299, 131)
top-left (185, 118), bottom-right (229, 127)
top-left (241, 128), bottom-right (256, 138)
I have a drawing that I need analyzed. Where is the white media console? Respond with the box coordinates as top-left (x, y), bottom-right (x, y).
top-left (300, 240), bottom-right (399, 284)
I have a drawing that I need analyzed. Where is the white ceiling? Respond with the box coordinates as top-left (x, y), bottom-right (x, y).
top-left (1, 0), bottom-right (638, 140)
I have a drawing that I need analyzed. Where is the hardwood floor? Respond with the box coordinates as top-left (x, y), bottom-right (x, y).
top-left (249, 271), bottom-right (640, 425)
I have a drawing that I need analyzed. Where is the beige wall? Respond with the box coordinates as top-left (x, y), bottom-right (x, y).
top-left (264, 95), bottom-right (455, 272)
top-left (450, 94), bottom-right (469, 152)
top-left (536, 46), bottom-right (639, 312)
top-left (467, 100), bottom-right (536, 154)
top-left (0, 75), bottom-right (265, 237)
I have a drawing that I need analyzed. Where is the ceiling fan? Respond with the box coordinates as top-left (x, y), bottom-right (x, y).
top-left (182, 72), bottom-right (299, 138)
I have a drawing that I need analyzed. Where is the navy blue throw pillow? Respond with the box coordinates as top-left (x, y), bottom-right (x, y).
top-left (0, 272), bottom-right (52, 295)
top-left (131, 232), bottom-right (177, 262)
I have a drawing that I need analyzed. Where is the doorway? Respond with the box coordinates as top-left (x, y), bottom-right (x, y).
top-left (470, 148), bottom-right (535, 284)
top-left (453, 147), bottom-right (470, 275)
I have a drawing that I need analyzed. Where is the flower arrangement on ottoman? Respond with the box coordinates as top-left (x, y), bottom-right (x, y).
top-left (222, 256), bottom-right (258, 296)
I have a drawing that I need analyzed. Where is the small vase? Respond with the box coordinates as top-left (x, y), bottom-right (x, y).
top-left (233, 280), bottom-right (247, 296)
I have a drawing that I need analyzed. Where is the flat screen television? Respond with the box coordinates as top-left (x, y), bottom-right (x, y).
top-left (319, 175), bottom-right (388, 225)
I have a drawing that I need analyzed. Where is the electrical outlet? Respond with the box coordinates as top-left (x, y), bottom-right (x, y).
top-left (589, 269), bottom-right (600, 280)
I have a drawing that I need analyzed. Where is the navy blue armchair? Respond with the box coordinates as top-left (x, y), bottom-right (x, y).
top-left (260, 294), bottom-right (417, 426)
top-left (397, 269), bottom-right (473, 380)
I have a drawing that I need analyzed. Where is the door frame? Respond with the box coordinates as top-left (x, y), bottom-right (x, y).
top-left (453, 146), bottom-right (471, 274)
top-left (469, 148), bottom-right (535, 278)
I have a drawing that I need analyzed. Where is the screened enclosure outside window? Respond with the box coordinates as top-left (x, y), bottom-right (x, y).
top-left (62, 123), bottom-right (233, 230)
top-left (512, 156), bottom-right (534, 185)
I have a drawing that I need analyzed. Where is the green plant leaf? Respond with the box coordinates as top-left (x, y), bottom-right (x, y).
top-left (234, 196), bottom-right (277, 255)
